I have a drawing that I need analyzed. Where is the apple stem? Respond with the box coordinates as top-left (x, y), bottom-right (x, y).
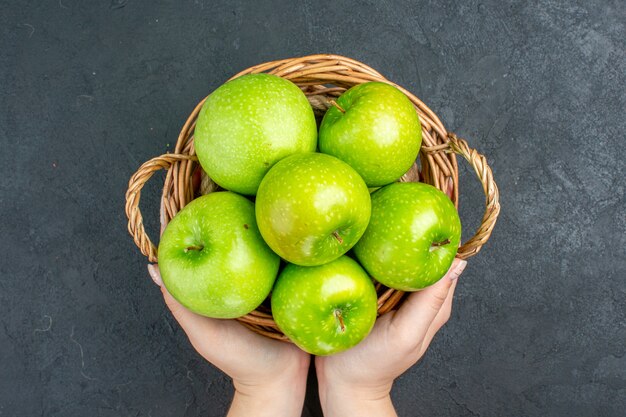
top-left (334, 309), bottom-right (346, 333)
top-left (430, 239), bottom-right (450, 251)
top-left (184, 245), bottom-right (204, 253)
top-left (332, 231), bottom-right (344, 245)
top-left (329, 99), bottom-right (346, 113)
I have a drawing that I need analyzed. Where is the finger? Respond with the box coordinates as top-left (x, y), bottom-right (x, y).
top-left (148, 264), bottom-right (222, 345)
top-left (147, 264), bottom-right (163, 287)
top-left (159, 283), bottom-right (284, 366)
top-left (152, 263), bottom-right (269, 352)
top-left (390, 258), bottom-right (466, 345)
top-left (417, 278), bottom-right (458, 357)
top-left (160, 285), bottom-right (221, 347)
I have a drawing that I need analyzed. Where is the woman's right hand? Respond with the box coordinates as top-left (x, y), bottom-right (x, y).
top-left (315, 258), bottom-right (467, 417)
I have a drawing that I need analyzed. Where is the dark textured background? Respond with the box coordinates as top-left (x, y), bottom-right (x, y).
top-left (1, 0), bottom-right (624, 416)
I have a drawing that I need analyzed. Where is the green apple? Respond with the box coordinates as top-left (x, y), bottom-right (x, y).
top-left (158, 192), bottom-right (280, 318)
top-left (354, 182), bottom-right (461, 291)
top-left (255, 153), bottom-right (371, 266)
top-left (318, 82), bottom-right (422, 187)
top-left (271, 256), bottom-right (378, 356)
top-left (194, 73), bottom-right (317, 195)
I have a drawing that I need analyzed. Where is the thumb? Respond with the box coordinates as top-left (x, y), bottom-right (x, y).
top-left (390, 258), bottom-right (467, 346)
top-left (147, 264), bottom-right (221, 347)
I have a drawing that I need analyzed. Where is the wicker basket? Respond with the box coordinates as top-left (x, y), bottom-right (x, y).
top-left (125, 54), bottom-right (500, 341)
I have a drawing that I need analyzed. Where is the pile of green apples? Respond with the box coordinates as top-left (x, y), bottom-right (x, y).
top-left (158, 74), bottom-right (462, 356)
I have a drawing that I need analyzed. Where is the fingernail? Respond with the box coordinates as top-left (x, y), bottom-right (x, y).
top-left (147, 264), bottom-right (163, 287)
top-left (449, 259), bottom-right (467, 281)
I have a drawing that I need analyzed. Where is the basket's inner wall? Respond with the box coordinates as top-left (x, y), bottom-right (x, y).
top-left (158, 67), bottom-right (467, 339)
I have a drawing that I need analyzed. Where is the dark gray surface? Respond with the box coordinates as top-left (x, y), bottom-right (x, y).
top-left (1, 0), bottom-right (624, 416)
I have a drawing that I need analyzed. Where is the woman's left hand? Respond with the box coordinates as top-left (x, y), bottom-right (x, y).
top-left (149, 265), bottom-right (310, 417)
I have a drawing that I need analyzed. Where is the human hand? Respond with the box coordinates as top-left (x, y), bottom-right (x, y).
top-left (148, 265), bottom-right (310, 417)
top-left (315, 258), bottom-right (467, 417)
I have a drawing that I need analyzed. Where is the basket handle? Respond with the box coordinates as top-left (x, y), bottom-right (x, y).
top-left (424, 133), bottom-right (501, 260)
top-left (125, 153), bottom-right (197, 263)
top-left (126, 136), bottom-right (499, 263)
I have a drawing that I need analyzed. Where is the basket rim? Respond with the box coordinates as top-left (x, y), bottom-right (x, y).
top-left (124, 54), bottom-right (501, 341)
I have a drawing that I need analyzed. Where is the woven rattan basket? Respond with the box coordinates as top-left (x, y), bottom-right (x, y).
top-left (125, 54), bottom-right (500, 341)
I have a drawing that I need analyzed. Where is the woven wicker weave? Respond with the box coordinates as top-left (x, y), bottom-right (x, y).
top-left (125, 54), bottom-right (500, 341)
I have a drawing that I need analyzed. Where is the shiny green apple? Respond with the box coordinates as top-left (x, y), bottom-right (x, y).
top-left (354, 182), bottom-right (462, 291)
top-left (194, 73), bottom-right (317, 195)
top-left (255, 153), bottom-right (371, 266)
top-left (158, 192), bottom-right (280, 318)
top-left (271, 256), bottom-right (378, 355)
top-left (318, 82), bottom-right (422, 187)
